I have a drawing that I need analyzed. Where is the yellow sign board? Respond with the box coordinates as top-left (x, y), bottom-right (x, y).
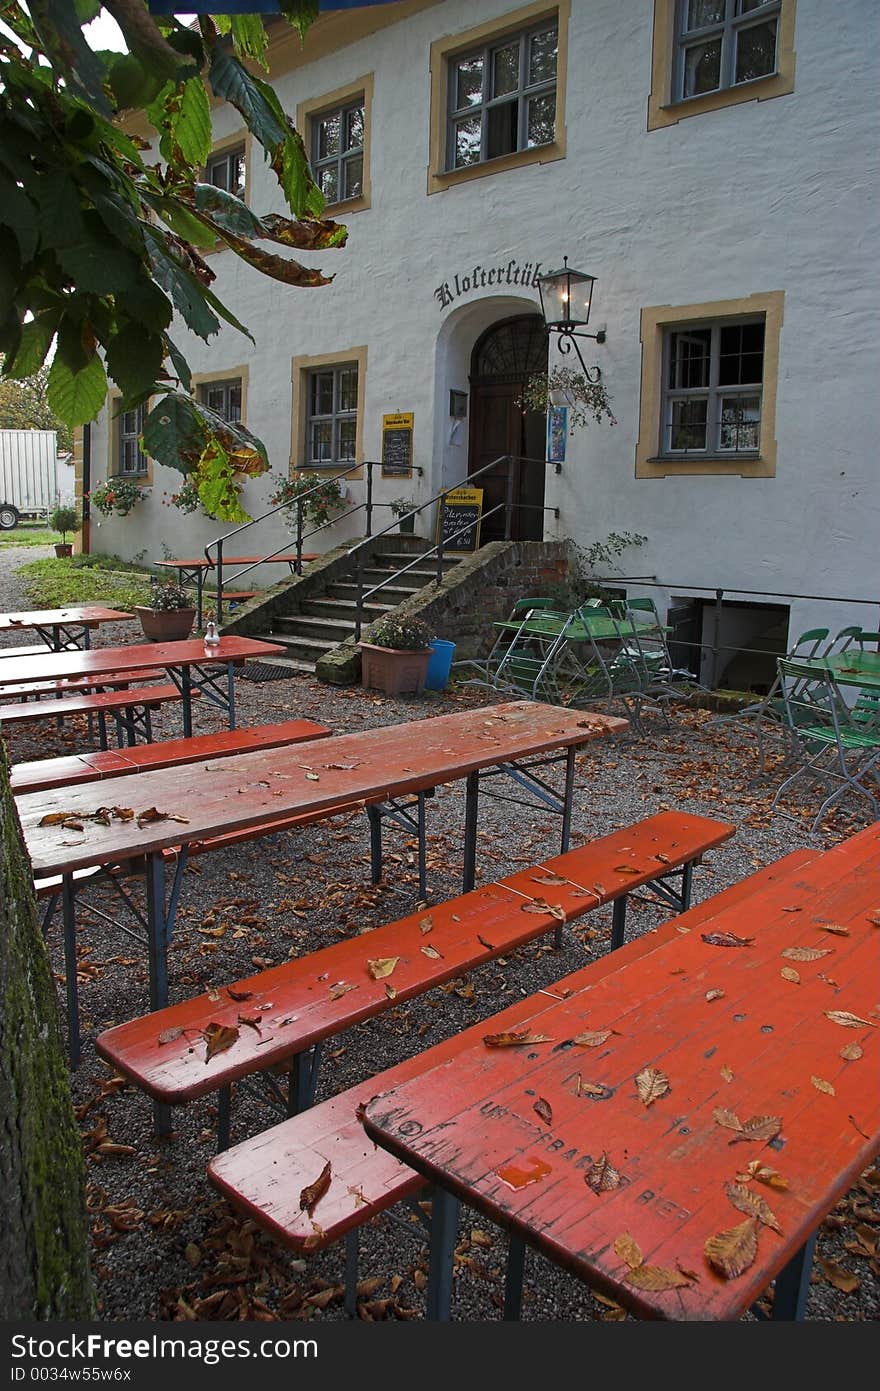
top-left (381, 412), bottom-right (414, 476)
top-left (437, 486), bottom-right (483, 552)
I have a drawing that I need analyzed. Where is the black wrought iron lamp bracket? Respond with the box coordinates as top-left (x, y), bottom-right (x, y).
top-left (553, 327), bottom-right (605, 383)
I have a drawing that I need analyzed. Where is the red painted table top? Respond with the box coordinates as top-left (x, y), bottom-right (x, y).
top-left (0, 606), bottom-right (133, 631)
top-left (0, 635), bottom-right (283, 688)
top-left (364, 824), bottom-right (880, 1321)
top-left (18, 701), bottom-right (625, 879)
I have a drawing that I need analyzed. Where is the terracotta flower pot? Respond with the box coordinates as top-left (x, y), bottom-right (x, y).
top-left (359, 642), bottom-right (432, 696)
top-left (134, 606), bottom-right (196, 642)
top-left (54, 543), bottom-right (73, 558)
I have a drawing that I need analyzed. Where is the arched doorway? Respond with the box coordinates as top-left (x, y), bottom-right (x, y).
top-left (469, 314), bottom-right (548, 542)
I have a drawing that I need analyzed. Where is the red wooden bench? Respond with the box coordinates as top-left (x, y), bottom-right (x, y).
top-left (96, 811), bottom-right (736, 1145)
top-left (206, 848), bottom-right (817, 1314)
top-left (0, 683), bottom-right (195, 746)
top-left (0, 668), bottom-right (166, 701)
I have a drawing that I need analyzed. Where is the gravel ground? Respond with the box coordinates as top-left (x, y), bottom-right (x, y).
top-left (2, 545), bottom-right (878, 1325)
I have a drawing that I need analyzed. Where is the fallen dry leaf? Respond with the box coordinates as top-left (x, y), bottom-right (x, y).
top-left (825, 1010), bottom-right (876, 1029)
top-left (840, 1042), bottom-right (864, 1061)
top-left (704, 1218), bottom-right (758, 1279)
top-left (625, 1264), bottom-right (691, 1292)
top-left (418, 915), bottom-right (433, 935)
top-left (531, 872), bottom-right (568, 886)
top-left (571, 1029), bottom-right (613, 1048)
top-left (725, 1181), bottom-right (782, 1233)
top-left (817, 1257), bottom-right (859, 1293)
top-left (635, 1065), bottom-right (670, 1107)
top-left (585, 1152), bottom-right (620, 1193)
top-left (714, 1106), bottom-right (743, 1134)
top-left (136, 807), bottom-right (189, 828)
top-left (705, 988), bottom-right (725, 1002)
top-left (820, 924), bottom-right (850, 937)
top-left (782, 946), bottom-right (832, 963)
top-left (613, 1233), bottom-right (643, 1269)
top-left (780, 966), bottom-right (801, 985)
top-left (701, 931), bottom-right (754, 948)
top-left (521, 898), bottom-right (566, 922)
top-left (811, 1075), bottom-right (836, 1096)
top-left (733, 1114), bottom-right (783, 1145)
top-left (157, 1027), bottom-right (183, 1046)
top-left (720, 1065), bottom-right (734, 1083)
top-left (203, 1022), bottom-right (238, 1063)
top-left (329, 981), bottom-right (358, 1001)
top-left (483, 1031), bottom-right (553, 1048)
top-left (736, 1160), bottom-right (789, 1191)
top-left (533, 1098), bottom-right (553, 1126)
top-left (420, 944), bottom-right (442, 960)
top-left (367, 957), bottom-right (399, 980)
top-left (299, 1161), bottom-right (331, 1216)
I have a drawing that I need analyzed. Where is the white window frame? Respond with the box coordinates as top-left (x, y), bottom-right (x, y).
top-left (117, 404), bottom-right (147, 476)
top-left (661, 317), bottom-right (765, 458)
top-left (306, 363), bottom-right (359, 469)
top-left (311, 97), bottom-right (365, 208)
top-left (674, 0), bottom-right (780, 102)
top-left (445, 20), bottom-right (558, 172)
top-left (198, 378), bottom-right (242, 424)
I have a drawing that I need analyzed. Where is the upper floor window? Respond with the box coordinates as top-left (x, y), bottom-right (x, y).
top-left (307, 364), bottom-right (358, 467)
top-left (206, 144), bottom-right (246, 200)
top-left (675, 0), bottom-right (779, 101)
top-left (117, 404), bottom-right (147, 476)
top-left (447, 21), bottom-right (558, 171)
top-left (199, 378), bottom-right (242, 424)
top-left (662, 318), bottom-right (764, 457)
top-left (312, 99), bottom-right (365, 206)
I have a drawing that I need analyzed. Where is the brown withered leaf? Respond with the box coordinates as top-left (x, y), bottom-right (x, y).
top-left (625, 1264), bottom-right (691, 1292)
top-left (329, 981), bottom-right (358, 1001)
top-left (237, 1014), bottom-right (262, 1034)
top-left (720, 1065), bottom-right (735, 1083)
top-left (782, 946), bottom-right (832, 963)
top-left (226, 988), bottom-right (253, 1002)
top-left (385, 984), bottom-right (397, 1000)
top-left (817, 1257), bottom-right (859, 1293)
top-left (521, 898), bottom-right (566, 922)
top-left (704, 1219), bottom-right (758, 1279)
top-left (299, 1161), bottom-right (331, 1216)
top-left (780, 966), bottom-right (801, 985)
top-left (585, 1152), bottom-right (620, 1193)
top-left (811, 1075), bottom-right (836, 1096)
top-left (820, 924), bottom-right (850, 936)
top-left (477, 935), bottom-right (495, 951)
top-left (571, 1029), bottom-right (614, 1048)
top-left (635, 1065), bottom-right (670, 1107)
top-left (732, 1114), bottom-right (783, 1145)
top-left (866, 912), bottom-right (880, 926)
top-left (531, 872), bottom-right (568, 886)
top-left (203, 1022), bottom-right (239, 1063)
top-left (705, 989), bottom-right (725, 1002)
top-left (840, 1042), bottom-right (864, 1061)
top-left (613, 1233), bottom-right (644, 1269)
top-left (725, 1181), bottom-right (782, 1233)
top-left (701, 931), bottom-right (754, 947)
top-left (533, 1097), bottom-right (553, 1126)
top-left (136, 807), bottom-right (189, 828)
top-left (613, 865), bottom-right (642, 876)
top-left (714, 1106), bottom-right (744, 1134)
top-left (576, 1078), bottom-right (611, 1099)
top-left (157, 1026), bottom-right (184, 1046)
top-left (420, 944), bottom-right (442, 960)
top-left (825, 1010), bottom-right (876, 1029)
top-left (736, 1161), bottom-right (789, 1190)
top-left (418, 915), bottom-right (433, 935)
top-left (367, 956), bottom-right (399, 980)
top-left (483, 1031), bottom-right (553, 1048)
top-left (305, 773), bottom-right (320, 782)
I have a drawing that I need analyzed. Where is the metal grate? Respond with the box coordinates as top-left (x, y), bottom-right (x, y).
top-left (238, 662), bottom-right (296, 683)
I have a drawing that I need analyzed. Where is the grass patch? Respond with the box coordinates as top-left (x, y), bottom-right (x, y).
top-left (16, 555), bottom-right (174, 612)
top-left (0, 526), bottom-right (62, 548)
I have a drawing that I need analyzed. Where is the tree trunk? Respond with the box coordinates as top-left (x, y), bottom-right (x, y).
top-left (0, 742), bottom-right (93, 1317)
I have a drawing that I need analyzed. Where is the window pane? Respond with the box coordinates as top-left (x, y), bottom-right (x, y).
top-left (343, 154), bottom-right (363, 200)
top-left (719, 323), bottom-right (764, 385)
top-left (737, 0), bottom-right (770, 14)
top-left (735, 19), bottom-right (777, 83)
top-left (453, 114), bottom-right (482, 167)
top-left (455, 57), bottom-right (483, 110)
top-left (346, 105), bottom-right (365, 151)
top-left (208, 156), bottom-right (228, 191)
top-left (310, 421), bottom-right (332, 463)
top-left (493, 42), bottom-right (519, 97)
top-left (719, 395), bottom-right (761, 450)
top-left (318, 113), bottom-right (341, 159)
top-left (669, 330), bottom-right (711, 390)
top-left (231, 153), bottom-right (245, 199)
top-left (205, 386), bottom-right (226, 414)
top-left (227, 384), bottom-right (242, 424)
top-left (527, 92), bottom-right (555, 147)
top-left (338, 368), bottom-right (358, 413)
top-left (319, 165), bottom-right (339, 202)
top-left (338, 418), bottom-right (357, 461)
top-left (683, 37), bottom-right (722, 95)
top-left (312, 372), bottom-right (334, 416)
top-left (122, 410), bottom-right (137, 435)
top-left (121, 439), bottom-right (135, 471)
top-left (487, 99), bottom-right (518, 159)
top-left (685, 0), bottom-right (726, 30)
top-left (670, 399), bottom-right (708, 451)
top-left (529, 28), bottom-right (558, 84)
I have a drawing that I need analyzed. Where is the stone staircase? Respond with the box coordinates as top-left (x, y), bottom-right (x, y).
top-left (250, 536), bottom-right (464, 674)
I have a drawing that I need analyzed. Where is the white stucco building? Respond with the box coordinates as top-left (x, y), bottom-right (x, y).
top-left (86, 0), bottom-right (879, 683)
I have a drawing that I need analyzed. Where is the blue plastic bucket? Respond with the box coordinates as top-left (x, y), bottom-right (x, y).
top-left (425, 638), bottom-right (456, 691)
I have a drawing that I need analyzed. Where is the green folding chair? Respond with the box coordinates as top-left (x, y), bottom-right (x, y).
top-left (708, 626), bottom-right (830, 758)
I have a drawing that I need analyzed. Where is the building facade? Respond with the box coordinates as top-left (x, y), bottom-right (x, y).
top-left (86, 0), bottom-right (879, 680)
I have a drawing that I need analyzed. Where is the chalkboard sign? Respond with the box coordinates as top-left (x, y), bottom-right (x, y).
top-left (437, 487), bottom-right (483, 553)
top-left (381, 412), bottom-right (414, 477)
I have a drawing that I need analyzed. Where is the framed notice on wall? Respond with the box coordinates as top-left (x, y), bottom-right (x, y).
top-left (381, 412), bottom-right (414, 477)
top-left (437, 487), bottom-right (483, 553)
top-left (547, 405), bottom-right (567, 464)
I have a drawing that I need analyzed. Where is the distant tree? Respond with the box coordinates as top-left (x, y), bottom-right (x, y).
top-left (0, 2), bottom-right (344, 520)
top-left (0, 363), bottom-right (74, 451)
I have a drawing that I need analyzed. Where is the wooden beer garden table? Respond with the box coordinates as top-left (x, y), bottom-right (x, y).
top-left (17, 701), bottom-right (625, 1061)
top-left (0, 634), bottom-right (284, 736)
top-left (0, 605), bottom-right (133, 652)
top-left (364, 823), bottom-right (880, 1321)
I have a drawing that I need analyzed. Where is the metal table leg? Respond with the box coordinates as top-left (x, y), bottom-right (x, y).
top-left (426, 1188), bottom-right (460, 1321)
top-left (145, 851), bottom-right (172, 1136)
top-left (462, 770), bottom-right (480, 892)
top-left (772, 1233), bottom-right (817, 1319)
top-left (61, 873), bottom-right (80, 1067)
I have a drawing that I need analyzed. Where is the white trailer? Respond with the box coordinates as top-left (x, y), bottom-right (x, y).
top-left (0, 429), bottom-right (59, 529)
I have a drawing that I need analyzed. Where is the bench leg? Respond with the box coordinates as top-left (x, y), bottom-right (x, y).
top-left (503, 1234), bottom-right (526, 1320)
top-left (227, 661), bottom-right (236, 731)
top-left (344, 1229), bottom-right (359, 1318)
top-left (462, 770), bottom-right (480, 893)
top-left (61, 874), bottom-right (80, 1068)
top-left (610, 896), bottom-right (628, 951)
top-left (145, 851), bottom-right (173, 1137)
top-left (417, 791), bottom-right (427, 901)
top-left (41, 893), bottom-right (59, 940)
top-left (367, 805), bottom-right (383, 884)
top-left (97, 711), bottom-right (108, 751)
top-left (426, 1188), bottom-right (460, 1321)
top-left (290, 1045), bottom-right (322, 1114)
top-left (680, 861), bottom-right (694, 912)
top-left (217, 1085), bottom-right (232, 1151)
top-left (560, 744), bottom-right (576, 853)
top-left (772, 1232), bottom-right (816, 1320)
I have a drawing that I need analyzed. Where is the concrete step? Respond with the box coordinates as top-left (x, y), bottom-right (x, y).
top-left (370, 551), bottom-right (463, 570)
top-left (257, 631), bottom-right (338, 663)
top-left (326, 581), bottom-right (421, 603)
top-left (274, 614), bottom-right (356, 643)
top-left (358, 567), bottom-right (441, 589)
top-left (299, 596), bottom-right (387, 621)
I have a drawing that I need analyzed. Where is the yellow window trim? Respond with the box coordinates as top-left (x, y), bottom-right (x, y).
top-left (297, 74), bottom-right (373, 216)
top-left (427, 0), bottom-right (569, 195)
top-left (635, 290), bottom-right (784, 479)
top-left (192, 366), bottom-right (250, 427)
top-left (290, 346), bottom-right (367, 483)
top-left (107, 392), bottom-right (154, 488)
top-left (648, 0), bottom-right (797, 131)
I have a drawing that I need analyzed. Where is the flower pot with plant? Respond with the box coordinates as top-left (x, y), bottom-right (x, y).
top-left (270, 471), bottom-right (347, 532)
top-left (49, 504), bottom-right (80, 558)
top-left (389, 497), bottom-right (416, 534)
top-left (359, 611), bottom-right (434, 696)
top-left (88, 477), bottom-right (146, 518)
top-left (134, 580), bottom-right (197, 642)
